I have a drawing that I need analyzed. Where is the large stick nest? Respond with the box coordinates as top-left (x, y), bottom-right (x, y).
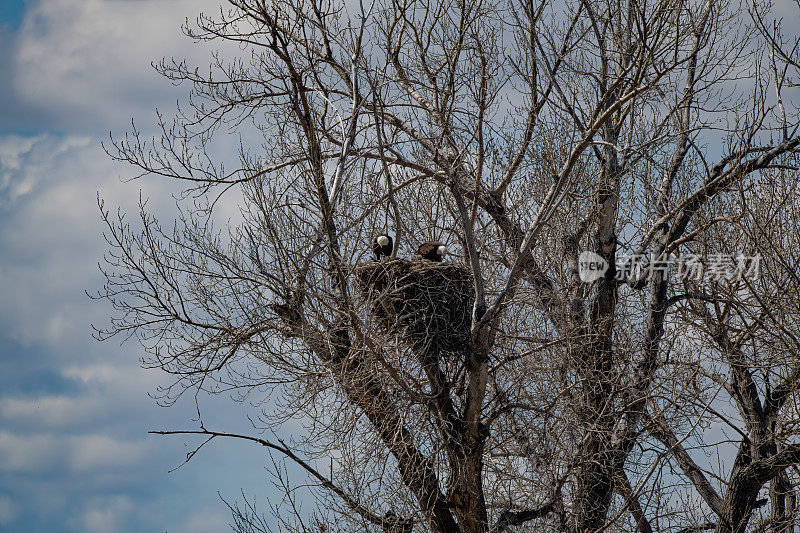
top-left (355, 259), bottom-right (474, 354)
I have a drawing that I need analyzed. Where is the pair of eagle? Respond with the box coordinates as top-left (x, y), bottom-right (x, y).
top-left (372, 234), bottom-right (448, 262)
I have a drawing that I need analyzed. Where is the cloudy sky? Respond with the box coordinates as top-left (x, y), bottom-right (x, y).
top-left (0, 1), bottom-right (290, 531)
top-left (3, 1), bottom-right (800, 532)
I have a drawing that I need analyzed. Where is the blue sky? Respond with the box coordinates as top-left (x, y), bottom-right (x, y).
top-left (0, 1), bottom-right (299, 531)
top-left (0, 1), bottom-right (24, 29)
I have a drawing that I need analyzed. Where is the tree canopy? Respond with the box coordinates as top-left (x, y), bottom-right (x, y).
top-left (97, 0), bottom-right (800, 531)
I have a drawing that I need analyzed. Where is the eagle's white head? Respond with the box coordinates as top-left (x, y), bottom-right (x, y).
top-left (377, 235), bottom-right (390, 246)
top-left (437, 245), bottom-right (448, 257)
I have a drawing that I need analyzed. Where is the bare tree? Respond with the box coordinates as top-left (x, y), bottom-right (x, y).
top-left (95, 0), bottom-right (800, 531)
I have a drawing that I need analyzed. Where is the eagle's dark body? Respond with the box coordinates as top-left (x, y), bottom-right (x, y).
top-left (373, 234), bottom-right (393, 260)
top-left (416, 241), bottom-right (447, 262)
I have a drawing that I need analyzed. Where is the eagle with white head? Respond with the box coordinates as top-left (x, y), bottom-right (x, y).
top-left (372, 234), bottom-right (393, 260)
top-left (416, 241), bottom-right (447, 262)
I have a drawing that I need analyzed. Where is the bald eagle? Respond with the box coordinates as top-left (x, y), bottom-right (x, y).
top-left (372, 234), bottom-right (393, 260)
top-left (416, 241), bottom-right (447, 262)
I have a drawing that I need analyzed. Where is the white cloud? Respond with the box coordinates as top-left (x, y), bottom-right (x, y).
top-left (0, 494), bottom-right (20, 525)
top-left (0, 135), bottom-right (41, 200)
top-left (0, 2), bottom-right (294, 530)
top-left (0, 396), bottom-right (102, 428)
top-left (62, 364), bottom-right (123, 385)
top-left (0, 133), bottom-right (179, 349)
top-left (0, 362), bottom-right (182, 438)
top-left (12, 0), bottom-right (222, 132)
top-left (75, 495), bottom-right (134, 533)
top-left (61, 363), bottom-right (160, 390)
top-left (0, 432), bottom-right (60, 473)
top-left (0, 134), bottom-right (91, 204)
top-left (68, 434), bottom-right (148, 471)
top-left (179, 508), bottom-right (231, 532)
top-left (0, 431), bottom-right (151, 473)
top-left (0, 134), bottom-right (113, 347)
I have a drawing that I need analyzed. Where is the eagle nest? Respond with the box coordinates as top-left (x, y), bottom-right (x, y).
top-left (355, 259), bottom-right (474, 354)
